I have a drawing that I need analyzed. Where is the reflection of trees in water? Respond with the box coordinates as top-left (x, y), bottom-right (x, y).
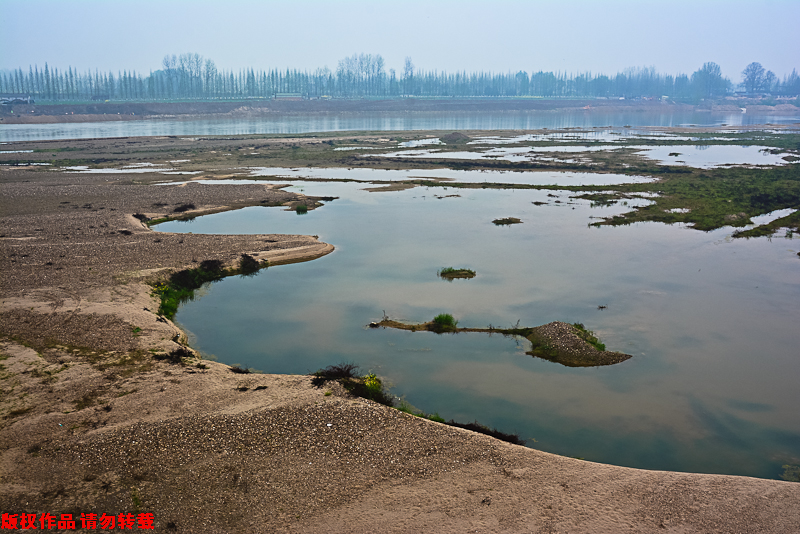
top-left (694, 145), bottom-right (711, 150)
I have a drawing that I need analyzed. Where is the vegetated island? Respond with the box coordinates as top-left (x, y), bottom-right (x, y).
top-left (493, 217), bottom-right (522, 226)
top-left (375, 316), bottom-right (632, 367)
top-left (437, 267), bottom-right (476, 280)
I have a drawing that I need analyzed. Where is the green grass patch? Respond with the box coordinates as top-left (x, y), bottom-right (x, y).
top-left (587, 164), bottom-right (800, 233)
top-left (732, 210), bottom-right (800, 238)
top-left (151, 256), bottom-right (268, 319)
top-left (314, 365), bottom-right (526, 445)
top-left (395, 401), bottom-right (524, 445)
top-left (780, 464), bottom-right (800, 482)
top-left (431, 313), bottom-right (458, 332)
top-left (572, 323), bottom-right (606, 351)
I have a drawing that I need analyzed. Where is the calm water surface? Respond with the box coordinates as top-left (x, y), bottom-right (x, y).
top-left (373, 144), bottom-right (795, 168)
top-left (156, 181), bottom-right (800, 479)
top-left (2, 110), bottom-right (798, 142)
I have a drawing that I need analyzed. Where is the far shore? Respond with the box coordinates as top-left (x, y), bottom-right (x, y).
top-left (2, 97), bottom-right (799, 125)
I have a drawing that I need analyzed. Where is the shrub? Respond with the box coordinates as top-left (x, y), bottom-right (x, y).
top-left (427, 412), bottom-right (446, 423)
top-left (310, 363), bottom-right (394, 406)
top-left (153, 346), bottom-right (193, 364)
top-left (295, 204), bottom-right (308, 214)
top-left (199, 259), bottom-right (225, 272)
top-left (154, 260), bottom-right (228, 318)
top-left (238, 253), bottom-right (261, 275)
top-left (780, 464), bottom-right (800, 482)
top-left (433, 313), bottom-right (457, 327)
top-left (173, 203), bottom-right (196, 213)
top-left (363, 373), bottom-right (383, 398)
top-left (313, 362), bottom-right (360, 381)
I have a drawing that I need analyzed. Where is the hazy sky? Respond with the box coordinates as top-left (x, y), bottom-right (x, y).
top-left (2, 0), bottom-right (798, 82)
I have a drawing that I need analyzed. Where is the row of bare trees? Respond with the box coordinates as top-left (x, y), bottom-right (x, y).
top-left (2, 54), bottom-right (798, 102)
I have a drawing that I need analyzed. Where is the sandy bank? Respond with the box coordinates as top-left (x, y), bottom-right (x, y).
top-left (1, 135), bottom-right (798, 533)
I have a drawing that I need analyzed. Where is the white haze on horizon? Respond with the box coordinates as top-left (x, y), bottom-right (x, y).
top-left (1, 0), bottom-right (798, 82)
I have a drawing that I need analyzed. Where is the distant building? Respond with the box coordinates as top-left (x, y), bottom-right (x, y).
top-left (0, 93), bottom-right (34, 105)
top-left (273, 93), bottom-right (304, 101)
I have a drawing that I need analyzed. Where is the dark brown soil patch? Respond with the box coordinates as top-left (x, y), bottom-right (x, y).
top-left (441, 132), bottom-right (471, 145)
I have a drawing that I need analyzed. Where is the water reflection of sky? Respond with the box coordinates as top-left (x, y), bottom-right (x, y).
top-left (243, 166), bottom-right (656, 185)
top-left (155, 181), bottom-right (800, 480)
top-left (371, 144), bottom-right (795, 168)
top-left (2, 111), bottom-right (798, 142)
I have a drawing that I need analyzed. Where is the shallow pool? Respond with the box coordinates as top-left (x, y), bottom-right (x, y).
top-left (155, 180), bottom-right (800, 479)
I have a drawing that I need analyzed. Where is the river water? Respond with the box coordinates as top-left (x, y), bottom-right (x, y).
top-left (155, 179), bottom-right (800, 480)
top-left (8, 111), bottom-right (799, 479)
top-left (2, 110), bottom-right (799, 142)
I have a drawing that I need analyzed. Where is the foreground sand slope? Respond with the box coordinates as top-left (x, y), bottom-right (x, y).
top-left (1, 143), bottom-right (799, 533)
top-left (2, 346), bottom-right (798, 533)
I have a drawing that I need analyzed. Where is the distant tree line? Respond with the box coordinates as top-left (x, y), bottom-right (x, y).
top-left (1, 53), bottom-right (798, 103)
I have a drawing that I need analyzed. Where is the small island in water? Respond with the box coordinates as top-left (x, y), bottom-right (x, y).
top-left (437, 267), bottom-right (476, 280)
top-left (373, 316), bottom-right (632, 367)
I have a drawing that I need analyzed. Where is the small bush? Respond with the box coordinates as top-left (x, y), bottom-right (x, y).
top-left (154, 261), bottom-right (229, 318)
top-left (238, 253), bottom-right (261, 275)
top-left (153, 346), bottom-right (192, 364)
top-left (427, 412), bottom-right (446, 423)
top-left (229, 365), bottom-right (251, 374)
top-left (295, 204), bottom-right (308, 214)
top-left (133, 213), bottom-right (148, 222)
top-left (780, 464), bottom-right (800, 482)
top-left (363, 373), bottom-right (383, 398)
top-left (311, 363), bottom-right (360, 386)
top-left (173, 203), bottom-right (196, 213)
top-left (433, 313), bottom-right (457, 327)
top-left (310, 363), bottom-right (394, 406)
top-left (199, 259), bottom-right (225, 273)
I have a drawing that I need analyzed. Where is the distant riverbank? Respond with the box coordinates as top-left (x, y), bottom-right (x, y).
top-left (2, 97), bottom-right (798, 125)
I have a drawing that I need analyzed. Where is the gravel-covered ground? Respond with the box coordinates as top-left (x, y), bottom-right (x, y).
top-left (527, 321), bottom-right (632, 366)
top-left (1, 136), bottom-right (799, 533)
